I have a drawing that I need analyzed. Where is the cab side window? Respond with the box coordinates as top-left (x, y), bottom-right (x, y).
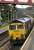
top-left (17, 25), bottom-right (24, 29)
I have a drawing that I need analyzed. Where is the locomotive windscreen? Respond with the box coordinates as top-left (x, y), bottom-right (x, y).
top-left (9, 25), bottom-right (16, 30)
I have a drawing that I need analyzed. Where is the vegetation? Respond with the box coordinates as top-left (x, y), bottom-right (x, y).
top-left (0, 4), bottom-right (16, 23)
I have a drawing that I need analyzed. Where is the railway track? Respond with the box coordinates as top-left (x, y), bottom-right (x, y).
top-left (0, 26), bottom-right (34, 50)
top-left (0, 30), bottom-right (11, 50)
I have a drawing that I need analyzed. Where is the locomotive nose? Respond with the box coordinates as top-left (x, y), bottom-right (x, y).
top-left (11, 30), bottom-right (22, 40)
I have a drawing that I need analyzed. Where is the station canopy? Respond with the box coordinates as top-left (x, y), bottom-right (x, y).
top-left (15, 5), bottom-right (32, 9)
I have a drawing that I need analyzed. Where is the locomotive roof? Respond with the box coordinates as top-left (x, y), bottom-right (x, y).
top-left (16, 17), bottom-right (31, 22)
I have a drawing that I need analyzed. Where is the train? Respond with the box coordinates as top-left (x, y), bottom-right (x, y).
top-left (8, 17), bottom-right (32, 46)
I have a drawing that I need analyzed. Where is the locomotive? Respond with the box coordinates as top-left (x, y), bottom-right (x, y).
top-left (8, 17), bottom-right (31, 46)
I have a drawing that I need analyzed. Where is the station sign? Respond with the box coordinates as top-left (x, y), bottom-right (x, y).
top-left (14, 0), bottom-right (31, 4)
top-left (3, 0), bottom-right (14, 3)
top-left (0, 0), bottom-right (34, 4)
top-left (14, 0), bottom-right (34, 4)
top-left (0, 0), bottom-right (2, 3)
top-left (0, 0), bottom-right (1, 1)
top-left (32, 0), bottom-right (34, 3)
top-left (17, 0), bottom-right (28, 3)
top-left (4, 0), bottom-right (14, 1)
